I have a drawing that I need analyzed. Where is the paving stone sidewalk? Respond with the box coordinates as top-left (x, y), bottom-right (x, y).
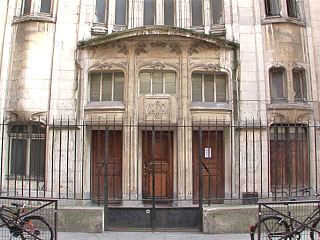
top-left (59, 231), bottom-right (250, 240)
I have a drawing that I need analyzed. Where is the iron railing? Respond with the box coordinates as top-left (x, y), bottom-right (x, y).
top-left (0, 117), bottom-right (318, 205)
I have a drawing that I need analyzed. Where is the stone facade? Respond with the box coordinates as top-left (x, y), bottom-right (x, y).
top-left (0, 0), bottom-right (319, 205)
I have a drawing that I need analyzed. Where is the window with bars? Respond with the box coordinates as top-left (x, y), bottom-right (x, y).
top-left (90, 72), bottom-right (124, 102)
top-left (270, 68), bottom-right (286, 102)
top-left (265, 0), bottom-right (280, 16)
top-left (9, 124), bottom-right (46, 179)
top-left (293, 69), bottom-right (307, 102)
top-left (192, 72), bottom-right (227, 102)
top-left (139, 71), bottom-right (176, 94)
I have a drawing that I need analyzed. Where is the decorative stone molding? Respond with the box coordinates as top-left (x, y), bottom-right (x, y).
top-left (188, 43), bottom-right (199, 56)
top-left (190, 63), bottom-right (222, 72)
top-left (117, 44), bottom-right (129, 55)
top-left (137, 61), bottom-right (179, 71)
top-left (135, 42), bottom-right (147, 55)
top-left (169, 44), bottom-right (182, 55)
top-left (150, 41), bottom-right (167, 48)
top-left (146, 100), bottom-right (169, 119)
top-left (151, 62), bottom-right (165, 70)
top-left (88, 62), bottom-right (128, 72)
top-left (188, 42), bottom-right (220, 56)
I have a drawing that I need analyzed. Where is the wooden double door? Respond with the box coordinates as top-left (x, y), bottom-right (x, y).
top-left (193, 131), bottom-right (224, 203)
top-left (92, 130), bottom-right (122, 201)
top-left (142, 131), bottom-right (173, 201)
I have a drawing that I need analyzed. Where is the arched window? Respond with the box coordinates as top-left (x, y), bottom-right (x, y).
top-left (270, 67), bottom-right (286, 102)
top-left (90, 71), bottom-right (124, 102)
top-left (192, 72), bottom-right (227, 102)
top-left (292, 68), bottom-right (307, 102)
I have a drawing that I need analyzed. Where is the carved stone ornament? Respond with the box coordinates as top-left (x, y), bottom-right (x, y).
top-left (117, 44), bottom-right (129, 55)
top-left (170, 44), bottom-right (182, 55)
top-left (135, 42), bottom-right (147, 55)
top-left (151, 62), bottom-right (165, 70)
top-left (188, 43), bottom-right (199, 56)
top-left (273, 62), bottom-right (282, 68)
top-left (204, 63), bottom-right (221, 72)
top-left (146, 100), bottom-right (168, 119)
top-left (150, 41), bottom-right (167, 48)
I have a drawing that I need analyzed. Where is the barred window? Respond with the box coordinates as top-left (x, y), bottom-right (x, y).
top-left (9, 124), bottom-right (46, 179)
top-left (140, 71), bottom-right (176, 94)
top-left (90, 72), bottom-right (124, 101)
top-left (192, 73), bottom-right (227, 102)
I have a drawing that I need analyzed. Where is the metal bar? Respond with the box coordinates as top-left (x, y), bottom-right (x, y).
top-left (97, 118), bottom-right (101, 205)
top-left (104, 126), bottom-right (109, 231)
top-left (215, 118), bottom-right (218, 202)
top-left (51, 119), bottom-right (55, 198)
top-left (74, 117), bottom-right (77, 199)
top-left (260, 118), bottom-right (263, 198)
top-left (28, 123), bottom-right (32, 197)
top-left (0, 119), bottom-right (4, 193)
top-left (59, 116), bottom-right (62, 198)
top-left (198, 125), bottom-right (203, 231)
top-left (245, 118), bottom-right (248, 193)
top-left (238, 121), bottom-right (241, 199)
top-left (230, 118), bottom-right (233, 200)
top-left (253, 117), bottom-right (255, 193)
top-left (82, 120), bottom-right (85, 199)
top-left (258, 203), bottom-right (261, 240)
top-left (151, 125), bottom-right (156, 231)
top-left (314, 119), bottom-right (318, 193)
top-left (54, 200), bottom-right (58, 240)
top-left (66, 117), bottom-right (70, 198)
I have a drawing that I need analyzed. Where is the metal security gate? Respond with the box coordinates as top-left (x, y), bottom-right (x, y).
top-left (100, 124), bottom-right (225, 231)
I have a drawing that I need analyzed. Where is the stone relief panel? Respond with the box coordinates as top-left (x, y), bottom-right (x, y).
top-left (138, 96), bottom-right (177, 123)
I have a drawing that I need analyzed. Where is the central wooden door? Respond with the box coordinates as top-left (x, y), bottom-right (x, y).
top-left (193, 131), bottom-right (224, 203)
top-left (92, 130), bottom-right (122, 202)
top-left (142, 131), bottom-right (173, 201)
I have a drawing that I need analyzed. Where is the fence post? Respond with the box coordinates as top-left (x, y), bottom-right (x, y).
top-left (151, 125), bottom-right (156, 231)
top-left (198, 126), bottom-right (203, 231)
top-left (104, 126), bottom-right (109, 231)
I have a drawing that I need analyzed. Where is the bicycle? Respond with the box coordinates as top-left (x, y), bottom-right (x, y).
top-left (0, 202), bottom-right (53, 240)
top-left (250, 187), bottom-right (320, 239)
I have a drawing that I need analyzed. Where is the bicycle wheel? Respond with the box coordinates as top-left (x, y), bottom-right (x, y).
top-left (250, 215), bottom-right (291, 240)
top-left (310, 217), bottom-right (320, 240)
top-left (20, 215), bottom-right (53, 240)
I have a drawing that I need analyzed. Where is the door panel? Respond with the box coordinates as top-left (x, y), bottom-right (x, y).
top-left (193, 131), bottom-right (224, 203)
top-left (142, 131), bottom-right (173, 200)
top-left (92, 130), bottom-right (122, 201)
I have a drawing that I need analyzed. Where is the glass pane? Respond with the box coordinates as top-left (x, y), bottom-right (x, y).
top-left (216, 74), bottom-right (227, 102)
top-left (211, 0), bottom-right (223, 24)
top-left (192, 0), bottom-right (203, 26)
top-left (153, 72), bottom-right (163, 94)
top-left (271, 71), bottom-right (284, 99)
top-left (23, 0), bottom-right (31, 15)
top-left (90, 73), bottom-right (101, 101)
top-left (192, 73), bottom-right (202, 102)
top-left (11, 139), bottom-right (27, 175)
top-left (144, 0), bottom-right (155, 25)
top-left (95, 0), bottom-right (106, 23)
top-left (165, 72), bottom-right (176, 94)
top-left (140, 72), bottom-right (151, 93)
top-left (115, 0), bottom-right (127, 25)
top-left (114, 72), bottom-right (124, 101)
top-left (287, 0), bottom-right (298, 17)
top-left (266, 0), bottom-right (280, 16)
top-left (204, 74), bottom-right (214, 102)
top-left (164, 0), bottom-right (174, 26)
top-left (293, 71), bottom-right (302, 100)
top-left (30, 139), bottom-right (45, 177)
top-left (102, 73), bottom-right (112, 101)
top-left (40, 0), bottom-right (52, 13)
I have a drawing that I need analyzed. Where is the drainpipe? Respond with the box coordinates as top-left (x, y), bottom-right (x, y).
top-left (47, 0), bottom-right (60, 123)
top-left (0, 0), bottom-right (10, 121)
